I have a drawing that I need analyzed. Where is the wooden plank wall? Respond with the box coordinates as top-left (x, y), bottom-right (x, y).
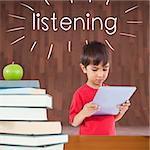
top-left (0, 1), bottom-right (149, 126)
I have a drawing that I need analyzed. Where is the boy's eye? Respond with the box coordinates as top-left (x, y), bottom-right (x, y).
top-left (92, 69), bottom-right (98, 71)
top-left (103, 69), bottom-right (108, 71)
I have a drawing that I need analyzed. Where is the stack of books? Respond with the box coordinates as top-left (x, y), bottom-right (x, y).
top-left (0, 80), bottom-right (68, 150)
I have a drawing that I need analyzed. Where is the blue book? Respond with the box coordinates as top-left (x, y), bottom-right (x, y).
top-left (0, 80), bottom-right (40, 88)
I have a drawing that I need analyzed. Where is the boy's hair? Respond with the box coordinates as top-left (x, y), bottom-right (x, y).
top-left (80, 41), bottom-right (110, 67)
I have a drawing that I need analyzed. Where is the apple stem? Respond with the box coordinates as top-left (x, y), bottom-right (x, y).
top-left (12, 61), bottom-right (15, 64)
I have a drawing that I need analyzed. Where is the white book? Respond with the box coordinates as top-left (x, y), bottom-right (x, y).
top-left (0, 94), bottom-right (52, 108)
top-left (0, 107), bottom-right (47, 121)
top-left (0, 88), bottom-right (46, 95)
top-left (0, 134), bottom-right (68, 147)
top-left (0, 144), bottom-right (64, 150)
top-left (0, 121), bottom-right (62, 135)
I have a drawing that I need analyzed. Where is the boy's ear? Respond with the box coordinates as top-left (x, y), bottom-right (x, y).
top-left (80, 64), bottom-right (87, 74)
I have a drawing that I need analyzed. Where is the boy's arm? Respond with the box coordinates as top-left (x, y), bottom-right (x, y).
top-left (71, 109), bottom-right (87, 127)
top-left (72, 102), bottom-right (99, 127)
top-left (114, 112), bottom-right (126, 122)
top-left (114, 101), bottom-right (131, 122)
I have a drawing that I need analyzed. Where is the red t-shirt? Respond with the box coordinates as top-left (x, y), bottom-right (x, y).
top-left (69, 84), bottom-right (116, 135)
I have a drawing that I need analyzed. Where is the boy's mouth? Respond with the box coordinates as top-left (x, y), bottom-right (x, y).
top-left (96, 79), bottom-right (103, 84)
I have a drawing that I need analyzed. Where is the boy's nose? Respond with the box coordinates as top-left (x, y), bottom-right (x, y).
top-left (97, 71), bottom-right (104, 78)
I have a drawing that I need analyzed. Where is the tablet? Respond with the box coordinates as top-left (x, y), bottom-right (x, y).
top-left (92, 86), bottom-right (137, 115)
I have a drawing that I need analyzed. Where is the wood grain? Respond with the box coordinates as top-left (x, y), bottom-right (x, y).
top-left (64, 136), bottom-right (149, 150)
top-left (0, 1), bottom-right (149, 126)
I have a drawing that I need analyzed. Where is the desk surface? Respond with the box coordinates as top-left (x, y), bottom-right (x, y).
top-left (65, 136), bottom-right (149, 150)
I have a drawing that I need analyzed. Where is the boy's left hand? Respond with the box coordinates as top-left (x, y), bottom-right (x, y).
top-left (119, 100), bottom-right (131, 114)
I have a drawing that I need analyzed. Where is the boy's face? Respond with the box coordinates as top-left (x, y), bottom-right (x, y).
top-left (80, 63), bottom-right (110, 89)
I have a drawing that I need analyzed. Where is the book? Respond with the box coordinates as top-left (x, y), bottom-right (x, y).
top-left (0, 107), bottom-right (47, 120)
top-left (92, 86), bottom-right (137, 115)
top-left (0, 88), bottom-right (46, 94)
top-left (0, 134), bottom-right (68, 147)
top-left (0, 80), bottom-right (40, 88)
top-left (0, 94), bottom-right (52, 108)
top-left (0, 121), bottom-right (62, 135)
top-left (0, 144), bottom-right (64, 150)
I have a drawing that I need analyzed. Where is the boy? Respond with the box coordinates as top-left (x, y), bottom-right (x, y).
top-left (69, 41), bottom-right (131, 135)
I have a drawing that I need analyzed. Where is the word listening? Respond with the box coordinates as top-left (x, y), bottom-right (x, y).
top-left (32, 12), bottom-right (117, 35)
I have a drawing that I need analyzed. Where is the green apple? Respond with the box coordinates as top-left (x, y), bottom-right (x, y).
top-left (3, 62), bottom-right (24, 80)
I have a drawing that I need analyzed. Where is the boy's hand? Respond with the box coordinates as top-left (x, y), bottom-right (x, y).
top-left (81, 102), bottom-right (100, 117)
top-left (119, 100), bottom-right (131, 114)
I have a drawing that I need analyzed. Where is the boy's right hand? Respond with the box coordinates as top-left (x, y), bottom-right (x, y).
top-left (81, 102), bottom-right (100, 117)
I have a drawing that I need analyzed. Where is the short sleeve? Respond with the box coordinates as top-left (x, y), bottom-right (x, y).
top-left (69, 91), bottom-right (83, 124)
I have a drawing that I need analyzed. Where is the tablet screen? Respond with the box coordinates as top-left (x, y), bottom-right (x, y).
top-left (92, 86), bottom-right (137, 115)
